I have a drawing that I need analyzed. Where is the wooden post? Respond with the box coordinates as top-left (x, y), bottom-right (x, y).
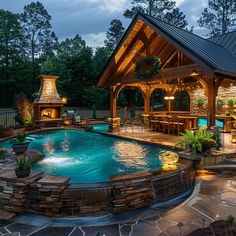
top-left (144, 91), bottom-right (151, 114)
top-left (206, 77), bottom-right (216, 127)
top-left (140, 85), bottom-right (151, 114)
top-left (110, 86), bottom-right (117, 118)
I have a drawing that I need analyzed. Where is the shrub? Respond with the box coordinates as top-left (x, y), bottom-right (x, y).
top-left (227, 215), bottom-right (235, 225)
top-left (15, 93), bottom-right (34, 127)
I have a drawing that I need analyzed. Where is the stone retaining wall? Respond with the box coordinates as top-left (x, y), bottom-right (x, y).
top-left (0, 160), bottom-right (195, 217)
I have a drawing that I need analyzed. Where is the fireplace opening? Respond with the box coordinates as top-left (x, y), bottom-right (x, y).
top-left (40, 107), bottom-right (61, 120)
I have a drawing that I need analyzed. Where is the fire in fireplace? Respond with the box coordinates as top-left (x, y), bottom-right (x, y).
top-left (34, 75), bottom-right (65, 127)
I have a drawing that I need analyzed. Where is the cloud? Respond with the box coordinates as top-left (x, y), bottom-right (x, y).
top-left (86, 0), bottom-right (128, 12)
top-left (83, 32), bottom-right (106, 50)
top-left (0, 0), bottom-right (210, 43)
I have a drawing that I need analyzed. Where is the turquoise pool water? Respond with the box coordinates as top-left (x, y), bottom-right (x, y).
top-left (198, 118), bottom-right (224, 129)
top-left (92, 123), bottom-right (109, 132)
top-left (1, 130), bottom-right (163, 183)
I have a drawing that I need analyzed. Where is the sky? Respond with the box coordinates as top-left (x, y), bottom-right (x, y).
top-left (0, 0), bottom-right (208, 50)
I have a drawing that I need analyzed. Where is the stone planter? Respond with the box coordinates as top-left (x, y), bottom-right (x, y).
top-left (12, 143), bottom-right (28, 155)
top-left (201, 141), bottom-right (215, 153)
top-left (192, 158), bottom-right (201, 169)
top-left (15, 168), bottom-right (31, 178)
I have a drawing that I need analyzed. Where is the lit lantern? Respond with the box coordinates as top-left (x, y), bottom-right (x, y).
top-left (62, 97), bottom-right (68, 104)
top-left (159, 151), bottom-right (179, 170)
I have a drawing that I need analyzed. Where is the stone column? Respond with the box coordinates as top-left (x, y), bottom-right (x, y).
top-left (109, 86), bottom-right (121, 132)
top-left (107, 117), bottom-right (121, 132)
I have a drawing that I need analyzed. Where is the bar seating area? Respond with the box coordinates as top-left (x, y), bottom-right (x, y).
top-left (149, 112), bottom-right (198, 135)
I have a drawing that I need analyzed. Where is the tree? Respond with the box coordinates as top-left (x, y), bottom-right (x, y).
top-left (124, 0), bottom-right (188, 29)
top-left (163, 8), bottom-right (188, 29)
top-left (124, 0), bottom-right (175, 19)
top-left (0, 10), bottom-right (33, 105)
top-left (20, 1), bottom-right (58, 74)
top-left (93, 47), bottom-right (113, 76)
top-left (198, 0), bottom-right (236, 37)
top-left (104, 19), bottom-right (125, 49)
top-left (0, 10), bottom-right (23, 78)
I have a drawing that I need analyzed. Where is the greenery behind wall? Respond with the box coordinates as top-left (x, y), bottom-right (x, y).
top-left (0, 0), bottom-right (235, 108)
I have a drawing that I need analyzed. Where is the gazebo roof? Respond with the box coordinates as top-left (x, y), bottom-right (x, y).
top-left (97, 12), bottom-right (236, 88)
top-left (209, 30), bottom-right (236, 57)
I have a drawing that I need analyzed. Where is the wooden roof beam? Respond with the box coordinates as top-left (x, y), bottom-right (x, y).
top-left (106, 32), bottom-right (159, 86)
top-left (111, 64), bottom-right (203, 86)
top-left (160, 50), bottom-right (177, 69)
top-left (122, 38), bottom-right (168, 78)
top-left (112, 25), bottom-right (147, 74)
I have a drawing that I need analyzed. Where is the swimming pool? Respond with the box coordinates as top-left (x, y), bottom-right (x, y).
top-left (1, 129), bottom-right (163, 183)
top-left (92, 123), bottom-right (109, 132)
top-left (198, 118), bottom-right (224, 129)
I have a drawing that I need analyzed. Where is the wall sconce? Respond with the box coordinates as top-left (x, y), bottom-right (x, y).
top-left (164, 96), bottom-right (175, 100)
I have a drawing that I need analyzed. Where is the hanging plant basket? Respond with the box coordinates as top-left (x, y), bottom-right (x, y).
top-left (135, 56), bottom-right (161, 80)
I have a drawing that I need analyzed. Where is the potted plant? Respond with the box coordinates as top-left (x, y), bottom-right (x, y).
top-left (177, 129), bottom-right (215, 168)
top-left (15, 155), bottom-right (31, 178)
top-left (10, 134), bottom-right (32, 155)
top-left (227, 98), bottom-right (234, 108)
top-left (196, 97), bottom-right (205, 107)
top-left (212, 126), bottom-right (222, 150)
top-left (216, 99), bottom-right (223, 107)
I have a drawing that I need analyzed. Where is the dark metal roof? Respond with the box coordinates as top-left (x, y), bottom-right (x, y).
top-left (209, 31), bottom-right (236, 57)
top-left (141, 13), bottom-right (236, 75)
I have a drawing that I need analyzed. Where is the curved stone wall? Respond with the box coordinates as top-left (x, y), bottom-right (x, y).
top-left (0, 159), bottom-right (195, 217)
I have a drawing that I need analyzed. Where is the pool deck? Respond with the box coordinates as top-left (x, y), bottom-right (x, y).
top-left (104, 126), bottom-right (236, 156)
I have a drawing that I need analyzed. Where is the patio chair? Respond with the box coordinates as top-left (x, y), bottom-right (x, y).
top-left (73, 115), bottom-right (81, 125)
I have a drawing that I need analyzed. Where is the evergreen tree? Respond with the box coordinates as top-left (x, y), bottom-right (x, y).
top-left (124, 0), bottom-right (188, 29)
top-left (20, 1), bottom-right (58, 74)
top-left (163, 8), bottom-right (188, 29)
top-left (93, 47), bottom-right (113, 76)
top-left (198, 0), bottom-right (236, 37)
top-left (104, 19), bottom-right (125, 49)
top-left (0, 10), bottom-right (23, 78)
top-left (0, 10), bottom-right (32, 105)
top-left (124, 0), bottom-right (175, 19)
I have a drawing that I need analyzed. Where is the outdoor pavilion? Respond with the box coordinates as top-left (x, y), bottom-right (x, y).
top-left (97, 12), bottom-right (236, 132)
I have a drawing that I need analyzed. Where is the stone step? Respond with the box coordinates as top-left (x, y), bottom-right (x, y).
top-left (0, 210), bottom-right (16, 220)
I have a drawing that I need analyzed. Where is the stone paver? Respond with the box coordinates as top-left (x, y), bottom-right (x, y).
top-left (30, 226), bottom-right (74, 236)
top-left (82, 225), bottom-right (119, 236)
top-left (6, 223), bottom-right (43, 236)
top-left (131, 221), bottom-right (161, 236)
top-left (69, 227), bottom-right (84, 236)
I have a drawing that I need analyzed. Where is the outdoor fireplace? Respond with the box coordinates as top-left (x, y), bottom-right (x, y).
top-left (34, 75), bottom-right (64, 127)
